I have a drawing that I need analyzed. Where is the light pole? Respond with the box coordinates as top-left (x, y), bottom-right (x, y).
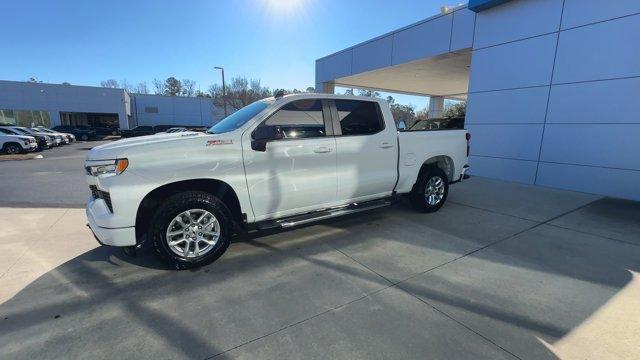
top-left (214, 66), bottom-right (227, 117)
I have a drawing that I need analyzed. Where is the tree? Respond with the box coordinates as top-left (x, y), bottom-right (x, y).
top-left (415, 108), bottom-right (429, 121)
top-left (100, 79), bottom-right (119, 88)
top-left (134, 82), bottom-right (149, 94)
top-left (152, 78), bottom-right (165, 94)
top-left (306, 87), bottom-right (315, 93)
top-left (121, 79), bottom-right (132, 92)
top-left (208, 77), bottom-right (271, 112)
top-left (386, 95), bottom-right (416, 127)
top-left (164, 77), bottom-right (182, 96)
top-left (356, 89), bottom-right (381, 98)
top-left (443, 101), bottom-right (466, 118)
top-left (195, 90), bottom-right (211, 98)
top-left (61, 82), bottom-right (71, 85)
top-left (181, 79), bottom-right (196, 97)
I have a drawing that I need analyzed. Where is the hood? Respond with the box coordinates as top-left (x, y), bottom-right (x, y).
top-left (30, 131), bottom-right (52, 137)
top-left (4, 134), bottom-right (33, 141)
top-left (86, 131), bottom-right (207, 160)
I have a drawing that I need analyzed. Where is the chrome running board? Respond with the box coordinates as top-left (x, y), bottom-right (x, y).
top-left (254, 199), bottom-right (392, 230)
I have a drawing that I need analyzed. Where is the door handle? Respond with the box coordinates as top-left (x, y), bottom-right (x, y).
top-left (313, 146), bottom-right (332, 153)
top-left (380, 142), bottom-right (393, 149)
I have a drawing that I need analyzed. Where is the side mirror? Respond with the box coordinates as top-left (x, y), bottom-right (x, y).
top-left (251, 125), bottom-right (283, 152)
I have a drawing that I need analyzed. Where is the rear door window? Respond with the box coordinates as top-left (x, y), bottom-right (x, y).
top-left (334, 100), bottom-right (384, 136)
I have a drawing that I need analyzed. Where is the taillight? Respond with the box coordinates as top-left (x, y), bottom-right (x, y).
top-left (466, 132), bottom-right (471, 157)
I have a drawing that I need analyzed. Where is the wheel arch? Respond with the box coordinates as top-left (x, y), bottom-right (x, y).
top-left (2, 141), bottom-right (22, 152)
top-left (135, 178), bottom-right (243, 241)
top-left (420, 155), bottom-right (455, 182)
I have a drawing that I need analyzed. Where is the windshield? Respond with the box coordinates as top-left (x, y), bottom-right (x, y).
top-left (208, 100), bottom-right (270, 134)
top-left (14, 128), bottom-right (31, 135)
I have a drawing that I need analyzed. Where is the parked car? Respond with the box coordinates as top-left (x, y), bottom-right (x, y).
top-left (69, 125), bottom-right (120, 137)
top-left (89, 126), bottom-right (120, 136)
top-left (187, 126), bottom-right (209, 133)
top-left (85, 94), bottom-right (470, 269)
top-left (0, 126), bottom-right (54, 150)
top-left (152, 125), bottom-right (178, 133)
top-left (153, 125), bottom-right (204, 133)
top-left (17, 126), bottom-right (66, 145)
top-left (0, 133), bottom-right (37, 154)
top-left (409, 117), bottom-right (465, 131)
top-left (33, 127), bottom-right (76, 143)
top-left (161, 127), bottom-right (188, 133)
top-left (120, 126), bottom-right (155, 138)
top-left (52, 126), bottom-right (96, 141)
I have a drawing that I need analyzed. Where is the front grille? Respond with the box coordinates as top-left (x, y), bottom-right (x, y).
top-left (90, 185), bottom-right (113, 213)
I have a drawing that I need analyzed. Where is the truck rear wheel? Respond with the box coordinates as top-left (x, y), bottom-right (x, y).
top-left (410, 166), bottom-right (449, 213)
top-left (149, 191), bottom-right (232, 270)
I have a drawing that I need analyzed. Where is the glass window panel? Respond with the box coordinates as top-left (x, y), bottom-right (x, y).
top-left (263, 99), bottom-right (325, 139)
top-left (335, 100), bottom-right (384, 136)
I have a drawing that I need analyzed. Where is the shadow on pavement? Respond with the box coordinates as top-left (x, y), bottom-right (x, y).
top-left (0, 200), bottom-right (638, 359)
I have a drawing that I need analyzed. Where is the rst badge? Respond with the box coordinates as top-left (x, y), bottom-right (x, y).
top-left (207, 139), bottom-right (233, 146)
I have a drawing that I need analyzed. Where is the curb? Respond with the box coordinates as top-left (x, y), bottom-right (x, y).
top-left (0, 154), bottom-right (44, 161)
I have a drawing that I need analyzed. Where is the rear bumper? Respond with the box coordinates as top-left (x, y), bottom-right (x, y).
top-left (86, 197), bottom-right (136, 247)
top-left (451, 164), bottom-right (470, 184)
top-left (461, 164), bottom-right (470, 179)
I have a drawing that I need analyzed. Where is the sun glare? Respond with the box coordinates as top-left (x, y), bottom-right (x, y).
top-left (262, 0), bottom-right (308, 17)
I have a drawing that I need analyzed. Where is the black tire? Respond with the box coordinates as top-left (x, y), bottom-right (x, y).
top-left (149, 191), bottom-right (232, 270)
top-left (410, 166), bottom-right (449, 213)
top-left (3, 143), bottom-right (23, 154)
top-left (81, 134), bottom-right (89, 141)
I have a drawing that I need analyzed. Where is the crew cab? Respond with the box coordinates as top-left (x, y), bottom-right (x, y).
top-left (85, 94), bottom-right (470, 269)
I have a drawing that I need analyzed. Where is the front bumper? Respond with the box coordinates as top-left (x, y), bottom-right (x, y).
top-left (86, 196), bottom-right (136, 247)
top-left (26, 142), bottom-right (38, 152)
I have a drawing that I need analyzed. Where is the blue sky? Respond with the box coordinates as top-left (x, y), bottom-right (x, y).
top-left (1, 0), bottom-right (448, 108)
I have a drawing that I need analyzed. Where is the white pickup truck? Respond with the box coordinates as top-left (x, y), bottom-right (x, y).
top-left (85, 94), bottom-right (470, 269)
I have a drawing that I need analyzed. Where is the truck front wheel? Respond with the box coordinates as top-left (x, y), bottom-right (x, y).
top-left (149, 191), bottom-right (232, 269)
top-left (410, 166), bottom-right (449, 213)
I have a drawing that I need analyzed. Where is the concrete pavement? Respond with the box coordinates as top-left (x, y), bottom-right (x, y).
top-left (0, 177), bottom-right (638, 359)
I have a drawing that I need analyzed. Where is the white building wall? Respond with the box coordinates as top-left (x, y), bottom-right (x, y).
top-left (132, 94), bottom-right (222, 128)
top-left (315, 6), bottom-right (475, 93)
top-left (466, 0), bottom-right (640, 200)
top-left (0, 80), bottom-right (129, 129)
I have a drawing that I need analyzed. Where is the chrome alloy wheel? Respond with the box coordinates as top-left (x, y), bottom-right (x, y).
top-left (166, 209), bottom-right (220, 258)
top-left (424, 176), bottom-right (445, 206)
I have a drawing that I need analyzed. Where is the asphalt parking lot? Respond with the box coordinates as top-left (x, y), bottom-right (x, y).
top-left (0, 140), bottom-right (111, 207)
top-left (0, 145), bottom-right (639, 359)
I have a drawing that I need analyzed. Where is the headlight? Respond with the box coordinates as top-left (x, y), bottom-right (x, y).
top-left (89, 159), bottom-right (129, 176)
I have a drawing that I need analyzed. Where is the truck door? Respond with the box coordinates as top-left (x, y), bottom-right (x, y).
top-left (330, 99), bottom-right (398, 203)
top-left (242, 99), bottom-right (337, 220)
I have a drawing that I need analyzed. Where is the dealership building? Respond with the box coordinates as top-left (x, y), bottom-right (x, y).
top-left (0, 80), bottom-right (222, 130)
top-left (316, 0), bottom-right (640, 201)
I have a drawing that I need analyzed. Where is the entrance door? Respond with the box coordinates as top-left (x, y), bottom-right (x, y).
top-left (243, 99), bottom-right (337, 220)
